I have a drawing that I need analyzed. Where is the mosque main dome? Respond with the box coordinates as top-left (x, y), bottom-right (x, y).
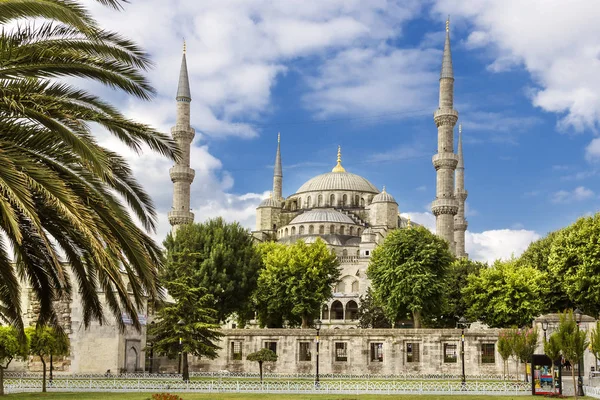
top-left (296, 171), bottom-right (379, 194)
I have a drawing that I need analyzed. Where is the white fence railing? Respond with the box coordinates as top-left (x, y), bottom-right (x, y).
top-left (586, 385), bottom-right (600, 398)
top-left (4, 371), bottom-right (517, 381)
top-left (5, 379), bottom-right (531, 395)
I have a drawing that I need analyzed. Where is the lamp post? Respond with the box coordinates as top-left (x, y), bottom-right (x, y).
top-left (177, 319), bottom-right (184, 376)
top-left (457, 317), bottom-right (471, 391)
top-left (315, 319), bottom-right (322, 387)
top-left (542, 319), bottom-right (549, 341)
top-left (574, 308), bottom-right (585, 397)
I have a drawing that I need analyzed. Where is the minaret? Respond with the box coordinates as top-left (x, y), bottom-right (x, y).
top-left (431, 18), bottom-right (459, 254)
top-left (454, 124), bottom-right (468, 258)
top-left (272, 133), bottom-right (283, 200)
top-left (168, 42), bottom-right (196, 233)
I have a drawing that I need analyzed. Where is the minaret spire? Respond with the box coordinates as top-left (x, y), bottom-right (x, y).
top-left (169, 44), bottom-right (196, 234)
top-left (432, 18), bottom-right (459, 254)
top-left (454, 124), bottom-right (468, 257)
top-left (272, 133), bottom-right (283, 200)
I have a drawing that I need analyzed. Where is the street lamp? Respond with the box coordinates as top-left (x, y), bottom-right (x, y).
top-left (541, 319), bottom-right (549, 341)
top-left (574, 308), bottom-right (585, 397)
top-left (177, 319), bottom-right (185, 375)
top-left (456, 317), bottom-right (471, 391)
top-left (315, 319), bottom-right (322, 387)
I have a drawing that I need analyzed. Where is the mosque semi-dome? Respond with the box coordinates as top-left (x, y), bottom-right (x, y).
top-left (289, 209), bottom-right (355, 225)
top-left (258, 197), bottom-right (280, 208)
top-left (371, 187), bottom-right (397, 204)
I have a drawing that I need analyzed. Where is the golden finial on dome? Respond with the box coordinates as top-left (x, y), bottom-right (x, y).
top-left (332, 145), bottom-right (346, 173)
top-left (382, 185), bottom-right (386, 193)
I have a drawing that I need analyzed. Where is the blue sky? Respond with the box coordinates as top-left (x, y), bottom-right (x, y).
top-left (85, 0), bottom-right (600, 262)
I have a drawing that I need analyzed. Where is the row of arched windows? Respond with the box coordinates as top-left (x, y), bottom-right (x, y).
top-left (322, 301), bottom-right (358, 320)
top-left (278, 225), bottom-right (362, 238)
top-left (289, 193), bottom-right (375, 211)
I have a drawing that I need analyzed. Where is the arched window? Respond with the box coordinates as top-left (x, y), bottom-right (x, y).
top-left (342, 249), bottom-right (348, 256)
top-left (360, 198), bottom-right (365, 207)
top-left (349, 227), bottom-right (354, 236)
top-left (331, 301), bottom-right (344, 320)
top-left (355, 195), bottom-right (359, 205)
top-left (336, 281), bottom-right (345, 293)
top-left (299, 225), bottom-right (305, 235)
top-left (329, 194), bottom-right (335, 206)
top-left (319, 225), bottom-right (325, 234)
top-left (357, 228), bottom-right (361, 236)
top-left (307, 196), bottom-right (311, 208)
top-left (340, 226), bottom-right (345, 235)
top-left (284, 228), bottom-right (288, 237)
top-left (309, 225), bottom-right (314, 234)
top-left (291, 226), bottom-right (296, 235)
top-left (330, 225), bottom-right (335, 234)
top-left (351, 280), bottom-right (359, 292)
top-left (318, 195), bottom-right (323, 207)
top-left (322, 304), bottom-right (329, 320)
top-left (342, 194), bottom-right (347, 205)
top-left (345, 301), bottom-right (358, 320)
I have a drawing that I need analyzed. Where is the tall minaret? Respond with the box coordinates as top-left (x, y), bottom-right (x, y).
top-left (168, 42), bottom-right (196, 233)
top-left (454, 124), bottom-right (468, 258)
top-left (272, 133), bottom-right (283, 200)
top-left (431, 19), bottom-right (459, 254)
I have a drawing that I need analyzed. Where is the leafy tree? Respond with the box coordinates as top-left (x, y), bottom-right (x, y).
top-left (544, 333), bottom-right (562, 395)
top-left (555, 310), bottom-right (588, 399)
top-left (512, 327), bottom-right (538, 382)
top-left (26, 327), bottom-right (69, 392)
top-left (367, 226), bottom-right (453, 328)
top-left (549, 213), bottom-right (600, 316)
top-left (590, 322), bottom-right (600, 368)
top-left (254, 239), bottom-right (340, 328)
top-left (497, 329), bottom-right (514, 380)
top-left (0, 326), bottom-right (28, 396)
top-left (246, 348), bottom-right (278, 383)
top-left (462, 258), bottom-right (548, 328)
top-left (148, 279), bottom-right (222, 381)
top-left (163, 218), bottom-right (263, 324)
top-left (356, 288), bottom-right (391, 329)
top-left (0, 0), bottom-right (179, 330)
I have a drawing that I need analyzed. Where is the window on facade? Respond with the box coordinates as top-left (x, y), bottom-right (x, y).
top-left (481, 343), bottom-right (495, 364)
top-left (319, 225), bottom-right (324, 234)
top-left (406, 343), bottom-right (420, 363)
top-left (345, 300), bottom-right (358, 320)
top-left (299, 342), bottom-right (312, 361)
top-left (370, 343), bottom-right (383, 362)
top-left (231, 341), bottom-right (242, 360)
top-left (355, 195), bottom-right (359, 205)
top-left (336, 281), bottom-right (345, 293)
top-left (340, 226), bottom-right (345, 235)
top-left (284, 228), bottom-right (288, 237)
top-left (357, 228), bottom-right (362, 236)
top-left (264, 342), bottom-right (277, 355)
top-left (307, 196), bottom-right (311, 208)
top-left (351, 280), bottom-right (359, 292)
top-left (309, 225), bottom-right (314, 234)
top-left (318, 195), bottom-right (322, 207)
top-left (330, 194), bottom-right (335, 206)
top-left (331, 301), bottom-right (344, 319)
top-left (342, 249), bottom-right (348, 256)
top-left (299, 225), bottom-right (305, 235)
top-left (444, 343), bottom-right (457, 363)
top-left (330, 225), bottom-right (335, 234)
top-left (322, 304), bottom-right (329, 320)
top-left (349, 227), bottom-right (354, 236)
top-left (360, 198), bottom-right (365, 207)
top-left (335, 342), bottom-right (348, 362)
top-left (342, 194), bottom-right (347, 205)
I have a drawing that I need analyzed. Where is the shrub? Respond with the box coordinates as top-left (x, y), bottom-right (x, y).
top-left (151, 393), bottom-right (183, 400)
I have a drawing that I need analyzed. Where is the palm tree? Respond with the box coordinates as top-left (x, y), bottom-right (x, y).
top-left (0, 0), bottom-right (180, 333)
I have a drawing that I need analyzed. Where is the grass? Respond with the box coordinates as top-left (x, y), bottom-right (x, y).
top-left (3, 394), bottom-right (558, 400)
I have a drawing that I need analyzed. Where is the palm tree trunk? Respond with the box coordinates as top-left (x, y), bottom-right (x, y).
top-left (41, 357), bottom-right (47, 392)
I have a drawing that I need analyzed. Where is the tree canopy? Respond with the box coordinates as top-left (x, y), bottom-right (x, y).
top-left (247, 348), bottom-right (278, 382)
top-left (254, 239), bottom-right (340, 328)
top-left (0, 0), bottom-right (179, 331)
top-left (356, 287), bottom-right (392, 329)
top-left (163, 218), bottom-right (262, 324)
top-left (26, 326), bottom-right (69, 392)
top-left (0, 326), bottom-right (28, 395)
top-left (462, 258), bottom-right (548, 328)
top-left (367, 226), bottom-right (453, 328)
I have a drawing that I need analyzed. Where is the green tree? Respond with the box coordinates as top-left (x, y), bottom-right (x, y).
top-left (0, 326), bottom-right (28, 396)
top-left (555, 310), bottom-right (588, 399)
top-left (163, 218), bottom-right (263, 324)
top-left (254, 239), bottom-right (340, 328)
top-left (512, 327), bottom-right (538, 382)
top-left (246, 348), bottom-right (278, 383)
top-left (356, 288), bottom-right (392, 329)
top-left (148, 279), bottom-right (222, 381)
top-left (497, 329), bottom-right (514, 380)
top-left (26, 327), bottom-right (69, 392)
top-left (549, 213), bottom-right (600, 316)
top-left (463, 258), bottom-right (548, 328)
top-left (544, 333), bottom-right (562, 395)
top-left (0, 0), bottom-right (179, 330)
top-left (367, 226), bottom-right (453, 328)
top-left (590, 321), bottom-right (600, 368)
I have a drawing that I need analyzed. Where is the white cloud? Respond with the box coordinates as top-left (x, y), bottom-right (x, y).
top-left (585, 138), bottom-right (600, 162)
top-left (551, 186), bottom-right (594, 203)
top-left (433, 0), bottom-right (600, 132)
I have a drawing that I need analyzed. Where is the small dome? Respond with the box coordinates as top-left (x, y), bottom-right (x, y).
top-left (371, 186), bottom-right (396, 204)
top-left (290, 209), bottom-right (355, 225)
top-left (258, 197), bottom-right (280, 208)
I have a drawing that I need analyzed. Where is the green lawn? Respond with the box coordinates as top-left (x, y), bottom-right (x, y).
top-left (3, 394), bottom-right (579, 400)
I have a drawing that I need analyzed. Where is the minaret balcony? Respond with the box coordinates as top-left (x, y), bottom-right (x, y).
top-left (433, 108), bottom-right (458, 126)
top-left (171, 126), bottom-right (195, 142)
top-left (168, 210), bottom-right (194, 226)
top-left (431, 198), bottom-right (458, 216)
top-left (432, 153), bottom-right (458, 170)
top-left (169, 166), bottom-right (195, 183)
top-left (454, 220), bottom-right (468, 231)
